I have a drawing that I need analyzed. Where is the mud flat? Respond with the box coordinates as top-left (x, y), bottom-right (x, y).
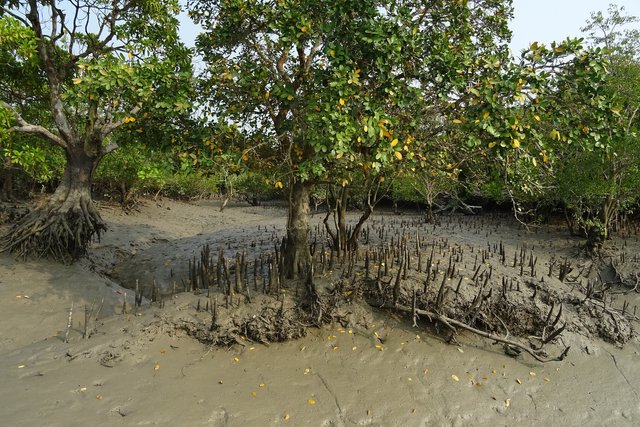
top-left (1, 198), bottom-right (639, 426)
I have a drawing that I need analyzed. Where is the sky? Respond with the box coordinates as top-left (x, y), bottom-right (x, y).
top-left (179, 1), bottom-right (640, 52)
top-left (510, 0), bottom-right (640, 52)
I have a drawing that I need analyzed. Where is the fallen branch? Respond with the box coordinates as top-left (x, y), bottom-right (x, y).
top-left (380, 302), bottom-right (570, 363)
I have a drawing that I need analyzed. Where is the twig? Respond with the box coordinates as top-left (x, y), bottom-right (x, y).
top-left (64, 300), bottom-right (74, 343)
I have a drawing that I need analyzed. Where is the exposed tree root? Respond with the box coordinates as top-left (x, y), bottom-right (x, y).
top-left (0, 194), bottom-right (106, 262)
top-left (381, 302), bottom-right (570, 363)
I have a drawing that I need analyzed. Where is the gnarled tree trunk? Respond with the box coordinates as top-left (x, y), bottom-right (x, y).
top-left (1, 142), bottom-right (105, 261)
top-left (282, 180), bottom-right (312, 280)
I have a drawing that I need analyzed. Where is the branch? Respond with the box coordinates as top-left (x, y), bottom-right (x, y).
top-left (100, 104), bottom-right (142, 137)
top-left (1, 101), bottom-right (67, 148)
top-left (304, 37), bottom-right (323, 74)
top-left (383, 302), bottom-right (570, 363)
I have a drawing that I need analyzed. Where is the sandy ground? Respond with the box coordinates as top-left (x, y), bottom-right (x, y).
top-left (1, 198), bottom-right (640, 426)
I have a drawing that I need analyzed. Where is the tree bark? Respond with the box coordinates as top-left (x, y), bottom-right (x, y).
top-left (283, 180), bottom-right (312, 280)
top-left (1, 157), bottom-right (13, 202)
top-left (1, 142), bottom-right (105, 261)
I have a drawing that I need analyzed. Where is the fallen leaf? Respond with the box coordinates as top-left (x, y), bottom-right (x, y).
top-left (154, 363), bottom-right (160, 371)
top-left (233, 357), bottom-right (239, 363)
top-left (516, 378), bottom-right (522, 384)
top-left (457, 347), bottom-right (464, 353)
top-left (352, 346), bottom-right (357, 351)
top-left (80, 387), bottom-right (87, 392)
top-left (529, 371), bottom-right (536, 377)
top-left (505, 398), bottom-right (511, 407)
top-left (96, 395), bottom-right (103, 400)
top-left (17, 365), bottom-right (25, 369)
top-left (284, 414), bottom-right (290, 421)
top-left (308, 398), bottom-right (316, 405)
top-left (544, 377), bottom-right (551, 382)
top-left (451, 375), bottom-right (460, 382)
top-left (259, 383), bottom-right (265, 388)
top-left (251, 391), bottom-right (257, 397)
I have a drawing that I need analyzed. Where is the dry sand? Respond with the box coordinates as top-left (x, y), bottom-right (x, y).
top-left (1, 198), bottom-right (639, 426)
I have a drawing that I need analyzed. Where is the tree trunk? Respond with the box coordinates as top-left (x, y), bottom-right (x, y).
top-left (283, 180), bottom-right (312, 280)
top-left (1, 143), bottom-right (106, 261)
top-left (1, 157), bottom-right (13, 202)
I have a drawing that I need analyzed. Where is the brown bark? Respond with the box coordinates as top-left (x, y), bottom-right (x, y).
top-left (1, 142), bottom-right (105, 261)
top-left (283, 180), bottom-right (312, 280)
top-left (1, 157), bottom-right (13, 202)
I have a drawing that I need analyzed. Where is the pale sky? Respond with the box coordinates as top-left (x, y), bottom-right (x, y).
top-left (510, 0), bottom-right (640, 52)
top-left (180, 1), bottom-right (640, 52)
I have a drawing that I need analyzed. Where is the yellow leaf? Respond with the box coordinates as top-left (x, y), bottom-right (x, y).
top-left (72, 78), bottom-right (82, 85)
top-left (482, 111), bottom-right (490, 120)
top-left (233, 357), bottom-right (240, 363)
top-left (379, 176), bottom-right (385, 183)
top-left (452, 119), bottom-right (463, 124)
top-left (390, 138), bottom-right (399, 147)
top-left (308, 398), bottom-right (316, 405)
top-left (329, 49), bottom-right (335, 57)
top-left (284, 414), bottom-right (290, 421)
top-left (287, 95), bottom-right (294, 101)
top-left (488, 141), bottom-right (497, 149)
top-left (529, 371), bottom-right (536, 377)
top-left (363, 125), bottom-right (368, 132)
top-left (516, 378), bottom-right (522, 384)
top-left (451, 374), bottom-right (460, 382)
top-left (533, 114), bottom-right (541, 121)
top-left (394, 151), bottom-right (403, 160)
top-left (505, 398), bottom-right (511, 407)
top-left (300, 26), bottom-right (308, 33)
top-left (265, 91), bottom-right (270, 100)
top-left (511, 139), bottom-right (520, 149)
top-left (532, 157), bottom-right (537, 167)
top-left (339, 98), bottom-right (345, 106)
top-left (274, 181), bottom-right (283, 189)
